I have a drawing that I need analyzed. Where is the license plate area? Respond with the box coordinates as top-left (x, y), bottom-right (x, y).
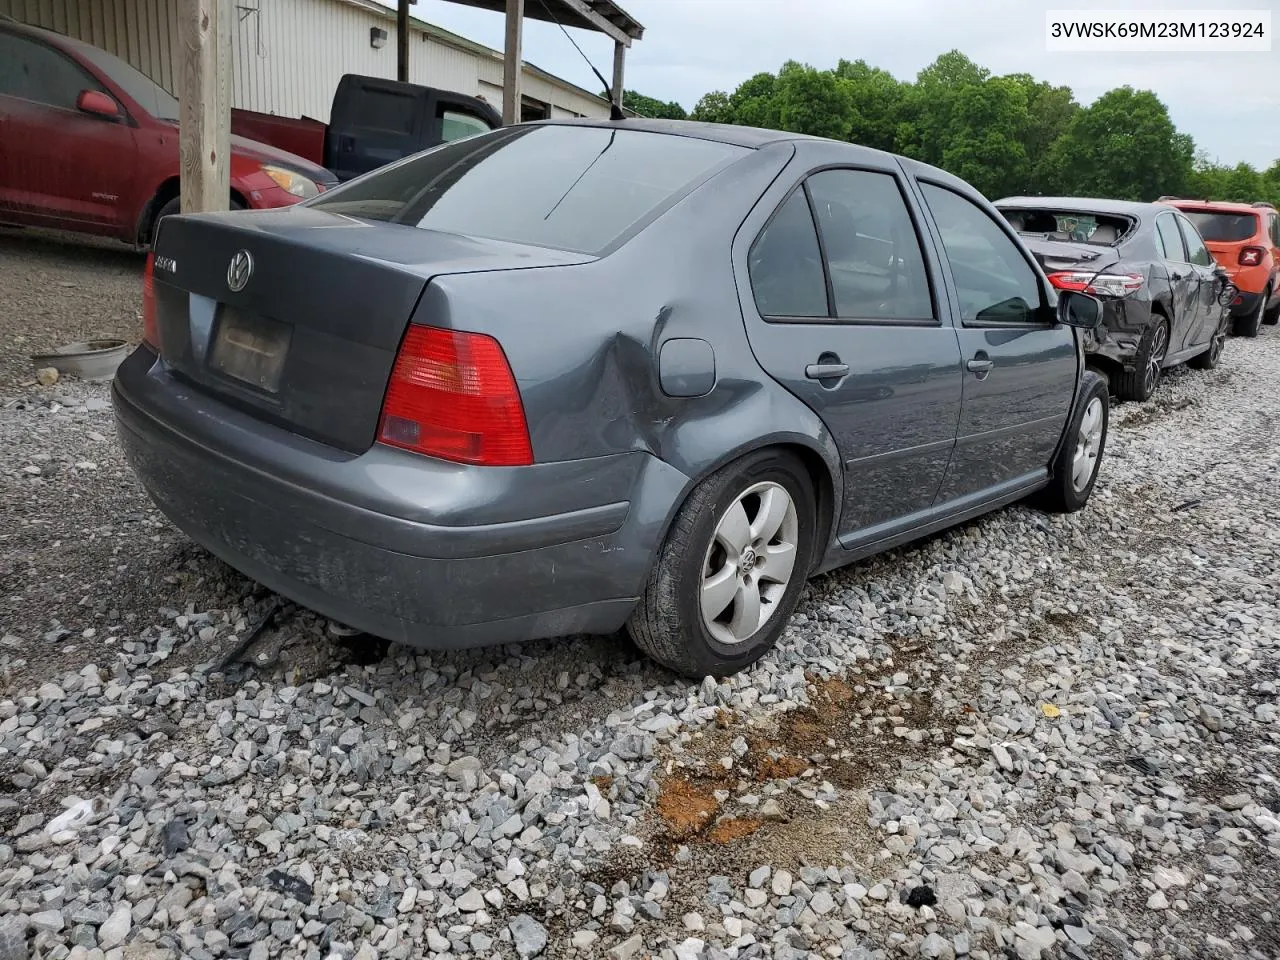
top-left (208, 306), bottom-right (292, 393)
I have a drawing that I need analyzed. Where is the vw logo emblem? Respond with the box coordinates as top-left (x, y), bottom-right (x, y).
top-left (226, 249), bottom-right (253, 292)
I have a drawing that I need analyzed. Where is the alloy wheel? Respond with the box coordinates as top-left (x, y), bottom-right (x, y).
top-left (700, 481), bottom-right (799, 646)
top-left (1144, 323), bottom-right (1168, 395)
top-left (1072, 396), bottom-right (1105, 493)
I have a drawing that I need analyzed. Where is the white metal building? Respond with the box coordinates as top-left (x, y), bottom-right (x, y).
top-left (0, 0), bottom-right (615, 123)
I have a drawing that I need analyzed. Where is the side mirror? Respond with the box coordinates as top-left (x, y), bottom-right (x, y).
top-left (76, 90), bottom-right (120, 120)
top-left (1058, 290), bottom-right (1104, 329)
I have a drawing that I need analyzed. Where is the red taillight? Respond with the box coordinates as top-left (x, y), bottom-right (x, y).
top-left (1239, 246), bottom-right (1265, 267)
top-left (142, 252), bottom-right (159, 350)
top-left (377, 325), bottom-right (532, 467)
top-left (1047, 271), bottom-right (1143, 297)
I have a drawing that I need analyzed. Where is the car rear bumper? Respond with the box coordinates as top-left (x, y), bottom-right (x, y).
top-left (112, 347), bottom-right (688, 649)
top-left (1228, 289), bottom-right (1264, 319)
top-left (1083, 298), bottom-right (1152, 370)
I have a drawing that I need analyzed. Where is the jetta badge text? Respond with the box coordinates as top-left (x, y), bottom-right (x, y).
top-left (226, 249), bottom-right (254, 292)
top-left (154, 255), bottom-right (177, 274)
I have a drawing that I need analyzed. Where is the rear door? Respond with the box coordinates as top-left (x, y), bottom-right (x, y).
top-left (1153, 212), bottom-right (1200, 348)
top-left (912, 178), bottom-right (1076, 503)
top-left (735, 145), bottom-right (964, 544)
top-left (0, 31), bottom-right (137, 230)
top-left (1174, 214), bottom-right (1220, 349)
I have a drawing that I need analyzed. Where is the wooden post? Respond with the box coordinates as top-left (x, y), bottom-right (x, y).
top-left (611, 40), bottom-right (625, 111)
top-left (179, 0), bottom-right (229, 214)
top-left (397, 0), bottom-right (409, 82)
top-left (502, 0), bottom-right (523, 126)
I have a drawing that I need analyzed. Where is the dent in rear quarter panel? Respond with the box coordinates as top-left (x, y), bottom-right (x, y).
top-left (420, 142), bottom-right (845, 583)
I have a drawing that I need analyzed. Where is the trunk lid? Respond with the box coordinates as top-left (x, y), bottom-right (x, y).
top-left (151, 206), bottom-right (591, 453)
top-left (1018, 236), bottom-right (1121, 273)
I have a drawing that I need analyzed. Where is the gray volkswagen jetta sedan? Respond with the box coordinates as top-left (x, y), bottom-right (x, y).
top-left (114, 118), bottom-right (1109, 678)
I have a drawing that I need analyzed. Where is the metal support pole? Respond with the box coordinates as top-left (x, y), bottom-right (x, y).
top-left (179, 0), bottom-right (229, 214)
top-left (503, 0), bottom-right (524, 125)
top-left (397, 0), bottom-right (410, 81)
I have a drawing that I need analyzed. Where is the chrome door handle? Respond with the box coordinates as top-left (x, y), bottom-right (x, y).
top-left (966, 359), bottom-right (994, 374)
top-left (805, 363), bottom-right (849, 379)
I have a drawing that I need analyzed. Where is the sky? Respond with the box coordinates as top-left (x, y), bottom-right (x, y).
top-left (393, 0), bottom-right (1279, 171)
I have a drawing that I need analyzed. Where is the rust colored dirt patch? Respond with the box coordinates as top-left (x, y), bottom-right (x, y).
top-left (754, 755), bottom-right (810, 780)
top-left (708, 817), bottom-right (763, 844)
top-left (656, 777), bottom-right (720, 838)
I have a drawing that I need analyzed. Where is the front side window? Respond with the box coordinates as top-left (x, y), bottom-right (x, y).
top-left (70, 37), bottom-right (173, 119)
top-left (748, 189), bottom-right (828, 318)
top-left (308, 125), bottom-right (748, 255)
top-left (920, 183), bottom-right (1042, 325)
top-left (0, 33), bottom-right (99, 111)
top-left (1269, 213), bottom-right (1279, 247)
top-left (1177, 216), bottom-right (1213, 267)
top-left (440, 109), bottom-right (492, 143)
top-left (806, 169), bottom-right (934, 322)
top-left (1155, 215), bottom-right (1187, 262)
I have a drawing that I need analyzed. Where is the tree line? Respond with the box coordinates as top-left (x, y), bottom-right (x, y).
top-left (616, 50), bottom-right (1280, 206)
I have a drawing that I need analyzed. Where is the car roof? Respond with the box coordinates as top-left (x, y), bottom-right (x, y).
top-left (994, 196), bottom-right (1161, 218)
top-left (523, 116), bottom-right (827, 150)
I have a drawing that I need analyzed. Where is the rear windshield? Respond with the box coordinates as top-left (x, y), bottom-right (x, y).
top-left (1178, 210), bottom-right (1259, 243)
top-left (307, 124), bottom-right (749, 255)
top-left (998, 207), bottom-right (1133, 245)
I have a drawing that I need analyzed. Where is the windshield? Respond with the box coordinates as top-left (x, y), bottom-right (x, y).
top-left (998, 207), bottom-right (1131, 245)
top-left (307, 124), bottom-right (750, 255)
top-left (71, 39), bottom-right (178, 120)
top-left (1180, 210), bottom-right (1259, 243)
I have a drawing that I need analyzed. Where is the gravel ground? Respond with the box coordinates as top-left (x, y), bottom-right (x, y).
top-left (1, 236), bottom-right (1279, 960)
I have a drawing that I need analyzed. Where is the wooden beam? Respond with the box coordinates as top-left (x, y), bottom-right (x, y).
top-left (397, 0), bottom-right (409, 81)
top-left (502, 0), bottom-right (523, 126)
top-left (179, 0), bottom-right (229, 215)
top-left (611, 40), bottom-right (625, 108)
top-left (554, 0), bottom-right (630, 46)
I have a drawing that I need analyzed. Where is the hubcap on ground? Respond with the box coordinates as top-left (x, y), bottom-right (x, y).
top-left (1145, 324), bottom-right (1168, 394)
top-left (1072, 396), bottom-right (1105, 493)
top-left (701, 481), bottom-right (799, 646)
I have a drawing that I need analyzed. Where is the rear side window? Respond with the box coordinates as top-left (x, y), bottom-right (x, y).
top-left (919, 183), bottom-right (1042, 325)
top-left (1269, 213), bottom-right (1280, 247)
top-left (308, 125), bottom-right (748, 255)
top-left (748, 190), bottom-right (828, 318)
top-left (440, 109), bottom-right (490, 142)
top-left (1156, 215), bottom-right (1186, 261)
top-left (0, 33), bottom-right (98, 110)
top-left (806, 169), bottom-right (934, 321)
top-left (1180, 210), bottom-right (1259, 243)
top-left (1176, 216), bottom-right (1213, 267)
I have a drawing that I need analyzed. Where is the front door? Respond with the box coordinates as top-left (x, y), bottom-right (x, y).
top-left (1174, 213), bottom-right (1223, 351)
top-left (737, 155), bottom-right (964, 543)
top-left (0, 31), bottom-right (137, 230)
top-left (1153, 211), bottom-right (1202, 351)
top-left (913, 180), bottom-right (1077, 503)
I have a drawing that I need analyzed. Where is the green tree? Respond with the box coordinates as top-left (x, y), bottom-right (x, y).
top-left (1004, 73), bottom-right (1079, 194)
top-left (689, 90), bottom-right (734, 124)
top-left (1045, 87), bottom-right (1193, 200)
top-left (772, 61), bottom-right (855, 140)
top-left (834, 59), bottom-right (905, 152)
top-left (728, 72), bottom-right (781, 130)
top-left (614, 89), bottom-right (687, 120)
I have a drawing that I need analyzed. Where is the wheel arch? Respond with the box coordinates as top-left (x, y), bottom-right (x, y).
top-left (136, 179), bottom-right (251, 246)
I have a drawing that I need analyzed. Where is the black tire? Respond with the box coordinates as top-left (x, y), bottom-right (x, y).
top-left (1263, 283), bottom-right (1279, 326)
top-left (627, 449), bottom-right (817, 679)
top-left (150, 194), bottom-right (245, 246)
top-left (1189, 311), bottom-right (1229, 370)
top-left (1233, 293), bottom-right (1266, 337)
top-left (1036, 369), bottom-right (1109, 514)
top-left (1112, 318), bottom-right (1168, 402)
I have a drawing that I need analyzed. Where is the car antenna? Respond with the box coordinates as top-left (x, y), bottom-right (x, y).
top-left (533, 0), bottom-right (627, 120)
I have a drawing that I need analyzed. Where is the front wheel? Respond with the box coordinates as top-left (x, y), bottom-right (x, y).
top-left (1188, 312), bottom-right (1229, 370)
top-left (627, 449), bottom-right (816, 678)
top-left (1036, 370), bottom-right (1109, 514)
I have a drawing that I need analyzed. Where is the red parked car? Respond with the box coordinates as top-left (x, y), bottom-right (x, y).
top-left (0, 19), bottom-right (337, 247)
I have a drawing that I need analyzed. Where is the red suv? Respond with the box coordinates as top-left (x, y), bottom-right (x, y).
top-left (0, 20), bottom-right (337, 247)
top-left (1159, 198), bottom-right (1280, 337)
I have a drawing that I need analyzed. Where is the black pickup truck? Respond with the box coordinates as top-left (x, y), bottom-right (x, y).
top-left (230, 74), bottom-right (502, 182)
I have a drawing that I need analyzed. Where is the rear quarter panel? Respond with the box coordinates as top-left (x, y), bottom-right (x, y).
top-left (420, 141), bottom-right (846, 553)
